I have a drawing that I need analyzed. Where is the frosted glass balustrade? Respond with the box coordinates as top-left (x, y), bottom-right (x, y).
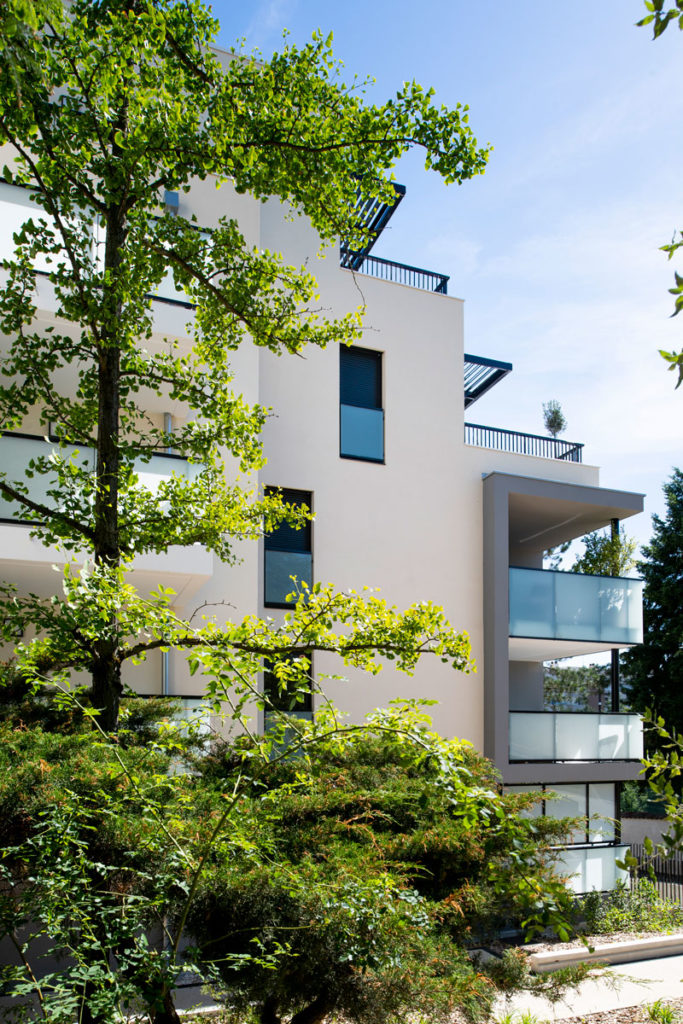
top-left (509, 567), bottom-right (643, 645)
top-left (509, 711), bottom-right (643, 761)
top-left (558, 845), bottom-right (629, 894)
top-left (0, 434), bottom-right (196, 522)
top-left (0, 183), bottom-right (58, 274)
top-left (1, 183), bottom-right (198, 305)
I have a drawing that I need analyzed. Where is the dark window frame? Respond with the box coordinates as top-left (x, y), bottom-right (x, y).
top-left (339, 346), bottom-right (385, 463)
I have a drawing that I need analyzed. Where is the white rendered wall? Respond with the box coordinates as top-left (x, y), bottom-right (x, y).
top-left (0, 170), bottom-right (614, 748)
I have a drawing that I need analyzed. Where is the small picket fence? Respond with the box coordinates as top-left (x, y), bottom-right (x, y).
top-left (629, 842), bottom-right (683, 904)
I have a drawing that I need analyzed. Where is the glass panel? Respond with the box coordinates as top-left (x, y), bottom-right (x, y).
top-left (555, 712), bottom-right (599, 760)
top-left (177, 698), bottom-right (212, 736)
top-left (340, 405), bottom-right (384, 461)
top-left (509, 712), bottom-right (554, 759)
top-left (545, 784), bottom-right (586, 844)
top-left (509, 712), bottom-right (643, 762)
top-left (627, 714), bottom-right (645, 759)
top-left (509, 567), bottom-right (554, 639)
top-left (588, 783), bottom-right (616, 843)
top-left (264, 550), bottom-right (312, 606)
top-left (598, 714), bottom-right (627, 759)
top-left (509, 568), bottom-right (643, 645)
top-left (153, 268), bottom-right (188, 304)
top-left (555, 572), bottom-right (600, 641)
top-left (505, 785), bottom-right (543, 818)
top-left (132, 453), bottom-right (198, 493)
top-left (264, 710), bottom-right (314, 754)
top-left (264, 710), bottom-right (313, 729)
top-left (0, 435), bottom-right (95, 520)
top-left (0, 183), bottom-right (56, 273)
top-left (556, 846), bottom-right (629, 893)
top-left (0, 435), bottom-right (193, 522)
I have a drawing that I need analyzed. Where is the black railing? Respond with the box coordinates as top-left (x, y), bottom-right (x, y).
top-left (465, 422), bottom-right (584, 462)
top-left (341, 252), bottom-right (449, 294)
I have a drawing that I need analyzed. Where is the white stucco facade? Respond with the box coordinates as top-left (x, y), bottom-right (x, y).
top-left (0, 166), bottom-right (645, 891)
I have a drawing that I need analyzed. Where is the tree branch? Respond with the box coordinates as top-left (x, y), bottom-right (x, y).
top-left (0, 479), bottom-right (95, 542)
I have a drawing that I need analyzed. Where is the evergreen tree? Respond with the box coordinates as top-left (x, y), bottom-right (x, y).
top-left (623, 469), bottom-right (683, 733)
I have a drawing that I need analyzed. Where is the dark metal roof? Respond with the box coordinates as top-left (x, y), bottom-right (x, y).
top-left (464, 353), bottom-right (513, 408)
top-left (340, 183), bottom-right (406, 270)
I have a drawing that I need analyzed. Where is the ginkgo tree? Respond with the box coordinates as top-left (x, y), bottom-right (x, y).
top-left (0, 0), bottom-right (490, 728)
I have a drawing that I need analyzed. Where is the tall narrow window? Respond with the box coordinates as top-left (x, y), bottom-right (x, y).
top-left (340, 346), bottom-right (384, 462)
top-left (264, 488), bottom-right (312, 607)
top-left (263, 654), bottom-right (313, 713)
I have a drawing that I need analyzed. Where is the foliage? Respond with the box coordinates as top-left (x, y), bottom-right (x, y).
top-left (543, 661), bottom-right (610, 712)
top-left (622, 470), bottom-right (683, 741)
top-left (578, 878), bottom-right (683, 936)
top-left (572, 529), bottom-right (637, 578)
top-left (0, 0), bottom-right (490, 731)
top-left (542, 400), bottom-right (567, 438)
top-left (0, 695), bottom-right (585, 1024)
top-left (638, 0), bottom-right (683, 37)
top-left (645, 999), bottom-right (679, 1024)
top-left (637, 1), bottom-right (683, 383)
top-left (621, 779), bottom-right (667, 817)
top-left (543, 540), bottom-right (570, 571)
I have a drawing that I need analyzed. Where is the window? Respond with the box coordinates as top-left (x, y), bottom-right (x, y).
top-left (340, 346), bottom-right (384, 462)
top-left (264, 488), bottom-right (312, 607)
top-left (507, 783), bottom-right (617, 844)
top-left (263, 654), bottom-right (312, 713)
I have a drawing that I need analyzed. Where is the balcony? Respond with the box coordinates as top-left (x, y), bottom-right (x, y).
top-left (509, 711), bottom-right (643, 763)
top-left (465, 422), bottom-right (583, 462)
top-left (340, 252), bottom-right (449, 294)
top-left (509, 567), bottom-right (643, 649)
top-left (0, 182), bottom-right (195, 311)
top-left (0, 433), bottom-right (211, 602)
top-left (0, 433), bottom-right (200, 522)
top-left (556, 844), bottom-right (629, 894)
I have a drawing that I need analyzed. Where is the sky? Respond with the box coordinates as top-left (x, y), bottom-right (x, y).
top-left (212, 0), bottom-right (683, 554)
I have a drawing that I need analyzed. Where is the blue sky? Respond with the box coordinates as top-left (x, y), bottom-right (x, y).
top-left (213, 0), bottom-right (683, 553)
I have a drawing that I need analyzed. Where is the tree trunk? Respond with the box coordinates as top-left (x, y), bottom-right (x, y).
top-left (90, 188), bottom-right (126, 731)
top-left (152, 990), bottom-right (182, 1024)
top-left (260, 995), bottom-right (281, 1024)
top-left (289, 994), bottom-right (335, 1024)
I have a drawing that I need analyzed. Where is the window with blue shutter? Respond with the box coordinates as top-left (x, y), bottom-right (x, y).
top-left (340, 347), bottom-right (384, 462)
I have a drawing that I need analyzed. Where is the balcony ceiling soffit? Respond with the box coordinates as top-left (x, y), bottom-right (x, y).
top-left (508, 493), bottom-right (642, 552)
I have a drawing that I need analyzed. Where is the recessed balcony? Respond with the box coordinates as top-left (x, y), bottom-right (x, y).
top-left (509, 567), bottom-right (643, 660)
top-left (509, 711), bottom-right (643, 763)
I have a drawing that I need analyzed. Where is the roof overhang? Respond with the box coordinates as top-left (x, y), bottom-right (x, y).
top-left (340, 183), bottom-right (406, 270)
top-left (464, 353), bottom-right (513, 407)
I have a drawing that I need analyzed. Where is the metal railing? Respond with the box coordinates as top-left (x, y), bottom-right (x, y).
top-left (341, 252), bottom-right (449, 294)
top-left (465, 422), bottom-right (584, 462)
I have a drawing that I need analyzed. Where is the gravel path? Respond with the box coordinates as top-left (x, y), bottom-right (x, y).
top-left (547, 998), bottom-right (683, 1024)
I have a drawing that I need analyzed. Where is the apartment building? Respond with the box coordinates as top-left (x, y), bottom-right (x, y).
top-left (0, 165), bottom-right (643, 893)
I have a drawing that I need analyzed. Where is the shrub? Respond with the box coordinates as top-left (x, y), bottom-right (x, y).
top-left (579, 878), bottom-right (683, 935)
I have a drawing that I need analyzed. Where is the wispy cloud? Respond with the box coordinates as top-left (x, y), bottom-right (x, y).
top-left (244, 0), bottom-right (298, 52)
